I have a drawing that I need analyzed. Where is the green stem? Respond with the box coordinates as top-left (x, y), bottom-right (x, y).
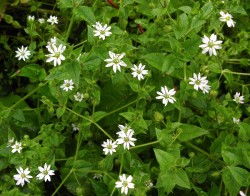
top-left (65, 107), bottom-right (115, 141)
top-left (130, 141), bottom-right (159, 150)
top-left (119, 153), bottom-right (124, 175)
top-left (222, 69), bottom-right (250, 76)
top-left (65, 12), bottom-right (75, 42)
top-left (106, 99), bottom-right (137, 117)
top-left (184, 141), bottom-right (210, 157)
top-left (10, 81), bottom-right (48, 110)
top-left (184, 62), bottom-right (187, 81)
top-left (52, 169), bottom-right (73, 196)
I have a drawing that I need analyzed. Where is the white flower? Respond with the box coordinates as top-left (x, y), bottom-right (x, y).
top-left (36, 163), bottom-right (55, 182)
top-left (219, 11), bottom-right (235, 27)
top-left (11, 141), bottom-right (22, 153)
top-left (71, 123), bottom-right (79, 132)
top-left (156, 86), bottom-right (176, 106)
top-left (13, 167), bottom-right (33, 187)
top-left (145, 180), bottom-right (153, 188)
top-left (46, 44), bottom-right (66, 66)
top-left (60, 79), bottom-right (74, 91)
top-left (101, 139), bottom-right (118, 155)
top-left (27, 15), bottom-right (35, 21)
top-left (47, 15), bottom-right (58, 25)
top-left (189, 73), bottom-right (211, 94)
top-left (233, 117), bottom-right (240, 124)
top-left (117, 124), bottom-right (134, 138)
top-left (46, 37), bottom-right (57, 49)
top-left (104, 51), bottom-right (127, 73)
top-left (199, 34), bottom-right (223, 56)
top-left (131, 63), bottom-right (148, 80)
top-left (93, 173), bottom-right (103, 180)
top-left (233, 92), bottom-right (244, 104)
top-left (116, 130), bottom-right (136, 150)
top-left (15, 46), bottom-right (31, 61)
top-left (239, 191), bottom-right (246, 196)
top-left (115, 174), bottom-right (135, 195)
top-left (38, 18), bottom-right (45, 24)
top-left (6, 137), bottom-right (15, 147)
top-left (74, 92), bottom-right (84, 102)
top-left (92, 22), bottom-right (112, 40)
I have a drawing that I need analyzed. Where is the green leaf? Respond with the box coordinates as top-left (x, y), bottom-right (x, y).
top-left (154, 148), bottom-right (176, 171)
top-left (174, 168), bottom-right (191, 189)
top-left (221, 144), bottom-right (243, 166)
top-left (92, 111), bottom-right (107, 122)
top-left (142, 53), bottom-right (164, 71)
top-left (222, 166), bottom-right (250, 195)
top-left (12, 109), bottom-right (25, 122)
top-left (91, 180), bottom-right (109, 196)
top-left (176, 123), bottom-right (208, 142)
top-left (74, 6), bottom-right (96, 24)
top-left (173, 13), bottom-right (189, 39)
top-left (56, 106), bottom-right (66, 118)
top-left (162, 54), bottom-right (176, 74)
top-left (200, 2), bottom-right (213, 19)
top-left (63, 60), bottom-right (80, 87)
top-left (18, 64), bottom-right (46, 81)
top-left (238, 122), bottom-right (250, 142)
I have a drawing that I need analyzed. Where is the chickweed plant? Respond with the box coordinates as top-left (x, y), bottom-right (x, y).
top-left (0, 0), bottom-right (250, 195)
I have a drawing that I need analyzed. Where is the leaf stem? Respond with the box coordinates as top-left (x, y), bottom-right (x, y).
top-left (10, 81), bottom-right (48, 110)
top-left (106, 99), bottom-right (137, 117)
top-left (65, 11), bottom-right (75, 42)
top-left (52, 169), bottom-right (73, 196)
top-left (130, 140), bottom-right (159, 149)
top-left (222, 69), bottom-right (250, 76)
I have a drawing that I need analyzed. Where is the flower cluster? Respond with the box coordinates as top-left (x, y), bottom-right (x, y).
top-left (13, 164), bottom-right (55, 187)
top-left (101, 124), bottom-right (137, 155)
top-left (26, 15), bottom-right (58, 25)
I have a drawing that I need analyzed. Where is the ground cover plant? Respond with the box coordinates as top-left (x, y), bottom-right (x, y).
top-left (0, 0), bottom-right (250, 195)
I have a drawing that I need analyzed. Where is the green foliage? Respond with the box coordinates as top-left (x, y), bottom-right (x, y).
top-left (0, 0), bottom-right (250, 195)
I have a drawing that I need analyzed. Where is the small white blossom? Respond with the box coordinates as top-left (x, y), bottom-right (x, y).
top-left (115, 174), bottom-right (135, 195)
top-left (117, 124), bottom-right (134, 138)
top-left (47, 15), bottom-right (58, 25)
top-left (92, 22), bottom-right (112, 40)
top-left (101, 139), bottom-right (118, 155)
top-left (36, 163), bottom-right (55, 182)
top-left (93, 173), bottom-right (103, 180)
top-left (15, 46), bottom-right (31, 61)
top-left (13, 167), bottom-right (33, 187)
top-left (145, 180), bottom-right (154, 188)
top-left (233, 117), bottom-right (240, 124)
top-left (38, 18), bottom-right (45, 24)
top-left (6, 137), bottom-right (15, 147)
top-left (71, 123), bottom-right (79, 132)
top-left (60, 79), bottom-right (74, 92)
top-left (116, 130), bottom-right (136, 150)
top-left (199, 34), bottom-right (223, 56)
top-left (104, 51), bottom-right (127, 73)
top-left (239, 191), bottom-right (246, 196)
top-left (74, 92), bottom-right (84, 102)
top-left (11, 141), bottom-right (22, 154)
top-left (46, 44), bottom-right (66, 66)
top-left (131, 63), bottom-right (148, 80)
top-left (219, 11), bottom-right (235, 27)
top-left (46, 37), bottom-right (57, 49)
top-left (156, 86), bottom-right (176, 106)
top-left (233, 92), bottom-right (244, 104)
top-left (189, 73), bottom-right (211, 94)
top-left (27, 15), bottom-right (35, 21)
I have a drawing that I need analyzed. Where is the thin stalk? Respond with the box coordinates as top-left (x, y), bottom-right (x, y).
top-left (52, 169), bottom-right (73, 196)
top-left (130, 141), bottom-right (159, 150)
top-left (222, 69), bottom-right (250, 76)
top-left (106, 99), bottom-right (137, 116)
top-left (10, 81), bottom-right (48, 110)
top-left (65, 107), bottom-right (115, 141)
top-left (65, 12), bottom-right (75, 42)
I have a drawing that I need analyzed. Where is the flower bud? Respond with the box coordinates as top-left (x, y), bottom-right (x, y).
top-left (154, 112), bottom-right (164, 122)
